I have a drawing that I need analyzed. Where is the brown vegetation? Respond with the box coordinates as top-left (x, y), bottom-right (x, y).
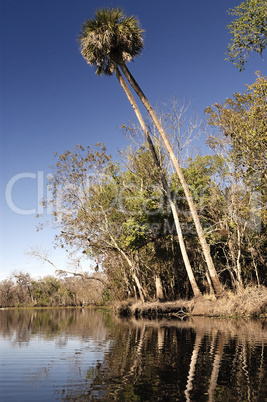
top-left (0, 272), bottom-right (104, 308)
top-left (115, 286), bottom-right (267, 319)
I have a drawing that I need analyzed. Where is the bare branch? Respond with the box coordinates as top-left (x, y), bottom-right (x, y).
top-left (26, 246), bottom-right (106, 285)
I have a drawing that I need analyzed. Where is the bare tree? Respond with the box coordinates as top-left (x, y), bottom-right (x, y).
top-left (27, 246), bottom-right (107, 286)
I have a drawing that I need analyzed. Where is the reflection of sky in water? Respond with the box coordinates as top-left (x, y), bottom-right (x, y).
top-left (0, 331), bottom-right (112, 401)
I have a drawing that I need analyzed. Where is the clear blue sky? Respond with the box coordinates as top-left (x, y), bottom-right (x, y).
top-left (0, 0), bottom-right (264, 280)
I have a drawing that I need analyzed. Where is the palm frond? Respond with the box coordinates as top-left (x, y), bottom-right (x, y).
top-left (78, 8), bottom-right (144, 76)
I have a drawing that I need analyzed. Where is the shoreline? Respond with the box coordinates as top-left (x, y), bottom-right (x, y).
top-left (1, 286), bottom-right (267, 319)
top-left (115, 286), bottom-right (267, 319)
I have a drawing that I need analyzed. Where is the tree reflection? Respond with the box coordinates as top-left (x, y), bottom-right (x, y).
top-left (185, 332), bottom-right (203, 401)
top-left (1, 310), bottom-right (267, 401)
top-left (85, 317), bottom-right (267, 401)
top-left (0, 308), bottom-right (111, 346)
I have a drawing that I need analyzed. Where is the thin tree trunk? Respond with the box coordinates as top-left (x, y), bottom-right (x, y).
top-left (155, 275), bottom-right (164, 300)
top-left (113, 248), bottom-right (146, 302)
top-left (236, 226), bottom-right (244, 288)
top-left (119, 62), bottom-right (225, 298)
top-left (132, 270), bottom-right (146, 303)
top-left (114, 65), bottom-right (202, 298)
top-left (205, 271), bottom-right (215, 296)
top-left (101, 205), bottom-right (146, 302)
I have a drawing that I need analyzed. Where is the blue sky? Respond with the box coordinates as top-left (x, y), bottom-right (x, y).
top-left (0, 0), bottom-right (264, 280)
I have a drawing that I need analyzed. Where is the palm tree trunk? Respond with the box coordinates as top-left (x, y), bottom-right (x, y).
top-left (119, 62), bottom-right (225, 298)
top-left (114, 65), bottom-right (202, 298)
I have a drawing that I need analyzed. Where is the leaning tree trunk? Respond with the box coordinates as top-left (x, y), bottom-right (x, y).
top-left (114, 65), bottom-right (202, 298)
top-left (102, 205), bottom-right (146, 302)
top-left (119, 62), bottom-right (225, 298)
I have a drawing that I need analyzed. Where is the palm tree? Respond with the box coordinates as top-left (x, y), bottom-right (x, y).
top-left (78, 8), bottom-right (225, 298)
top-left (78, 8), bottom-right (201, 298)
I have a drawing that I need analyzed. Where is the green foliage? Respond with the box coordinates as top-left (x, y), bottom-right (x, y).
top-left (39, 136), bottom-right (267, 300)
top-left (171, 154), bottom-right (227, 217)
top-left (205, 72), bottom-right (267, 224)
top-left (118, 147), bottom-right (166, 250)
top-left (226, 0), bottom-right (267, 70)
top-left (205, 73), bottom-right (267, 179)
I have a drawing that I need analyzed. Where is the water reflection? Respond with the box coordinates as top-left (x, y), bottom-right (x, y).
top-left (0, 309), bottom-right (266, 401)
top-left (0, 308), bottom-right (110, 345)
top-left (93, 317), bottom-right (267, 401)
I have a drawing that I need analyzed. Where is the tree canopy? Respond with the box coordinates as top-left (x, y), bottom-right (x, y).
top-left (37, 128), bottom-right (267, 300)
top-left (205, 72), bottom-right (267, 198)
top-left (226, 0), bottom-right (267, 70)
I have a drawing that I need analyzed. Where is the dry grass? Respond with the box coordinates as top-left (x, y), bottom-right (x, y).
top-left (197, 285), bottom-right (267, 317)
top-left (115, 286), bottom-right (267, 318)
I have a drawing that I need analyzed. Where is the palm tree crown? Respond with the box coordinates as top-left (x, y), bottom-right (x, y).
top-left (78, 8), bottom-right (144, 76)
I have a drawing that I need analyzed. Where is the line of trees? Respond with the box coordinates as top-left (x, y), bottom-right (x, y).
top-left (36, 76), bottom-right (266, 301)
top-left (0, 272), bottom-right (104, 308)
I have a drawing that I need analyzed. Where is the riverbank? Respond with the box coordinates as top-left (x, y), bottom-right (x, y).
top-left (115, 286), bottom-right (267, 319)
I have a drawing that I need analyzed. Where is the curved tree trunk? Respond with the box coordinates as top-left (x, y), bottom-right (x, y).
top-left (101, 204), bottom-right (146, 302)
top-left (119, 62), bottom-right (226, 298)
top-left (114, 65), bottom-right (202, 298)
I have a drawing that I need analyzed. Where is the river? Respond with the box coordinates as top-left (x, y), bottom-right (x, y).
top-left (0, 308), bottom-right (266, 401)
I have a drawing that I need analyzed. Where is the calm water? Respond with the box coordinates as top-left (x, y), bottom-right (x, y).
top-left (0, 309), bottom-right (267, 401)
